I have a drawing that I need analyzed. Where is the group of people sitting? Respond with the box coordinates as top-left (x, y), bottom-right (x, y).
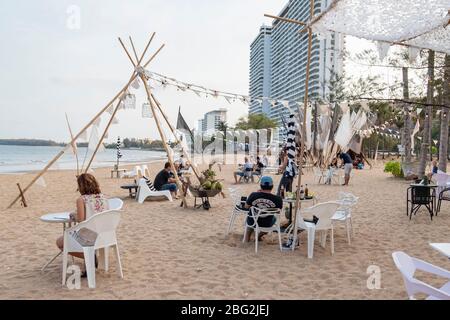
top-left (233, 156), bottom-right (267, 184)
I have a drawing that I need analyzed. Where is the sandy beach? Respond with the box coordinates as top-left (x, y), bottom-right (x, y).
top-left (1, 160), bottom-right (450, 300)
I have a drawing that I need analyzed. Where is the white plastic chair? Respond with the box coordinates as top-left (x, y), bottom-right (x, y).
top-left (62, 210), bottom-right (123, 289)
top-left (332, 192), bottom-right (358, 244)
top-left (243, 207), bottom-right (282, 254)
top-left (141, 165), bottom-right (150, 178)
top-left (227, 187), bottom-right (247, 234)
top-left (122, 166), bottom-right (143, 179)
top-left (294, 202), bottom-right (341, 258)
top-left (433, 173), bottom-right (450, 197)
top-left (108, 198), bottom-right (123, 211)
top-left (136, 178), bottom-right (173, 203)
top-left (392, 251), bottom-right (450, 300)
top-left (313, 167), bottom-right (326, 184)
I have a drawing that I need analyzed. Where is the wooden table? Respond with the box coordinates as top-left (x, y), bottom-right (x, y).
top-left (121, 184), bottom-right (138, 198)
top-left (430, 243), bottom-right (450, 259)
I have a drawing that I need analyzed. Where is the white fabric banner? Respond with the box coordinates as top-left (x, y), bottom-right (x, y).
top-left (334, 109), bottom-right (352, 150)
top-left (411, 119), bottom-right (420, 152)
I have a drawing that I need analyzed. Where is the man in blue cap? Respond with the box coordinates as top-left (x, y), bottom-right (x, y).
top-left (243, 176), bottom-right (283, 242)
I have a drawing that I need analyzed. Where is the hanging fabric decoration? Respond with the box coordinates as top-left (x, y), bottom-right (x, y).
top-left (339, 101), bottom-right (349, 113)
top-left (433, 140), bottom-right (438, 145)
top-left (142, 102), bottom-right (153, 118)
top-left (360, 100), bottom-right (370, 112)
top-left (411, 119), bottom-right (420, 152)
top-left (88, 125), bottom-right (105, 153)
top-left (131, 78), bottom-right (141, 90)
top-left (112, 117), bottom-right (119, 125)
top-left (106, 104), bottom-right (115, 115)
top-left (376, 41), bottom-right (391, 61)
top-left (36, 177), bottom-right (47, 188)
top-left (416, 108), bottom-right (423, 116)
top-left (93, 117), bottom-right (101, 128)
top-left (223, 96), bottom-right (233, 104)
top-left (305, 105), bottom-right (313, 150)
top-left (104, 131), bottom-right (109, 139)
top-left (270, 99), bottom-right (277, 108)
top-left (436, 110), bottom-right (441, 116)
top-left (318, 104), bottom-right (330, 115)
top-left (285, 114), bottom-right (298, 178)
top-left (408, 47), bottom-right (421, 64)
top-left (79, 129), bottom-right (88, 141)
top-left (122, 93), bottom-right (136, 109)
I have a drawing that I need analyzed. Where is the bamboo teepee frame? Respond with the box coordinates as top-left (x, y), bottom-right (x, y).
top-left (7, 33), bottom-right (200, 209)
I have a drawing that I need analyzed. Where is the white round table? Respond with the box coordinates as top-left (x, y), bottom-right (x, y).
top-left (40, 212), bottom-right (72, 224)
top-left (40, 212), bottom-right (72, 271)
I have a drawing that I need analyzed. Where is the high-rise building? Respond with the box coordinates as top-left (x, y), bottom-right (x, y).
top-left (249, 0), bottom-right (344, 124)
top-left (197, 108), bottom-right (228, 135)
top-left (249, 25), bottom-right (272, 116)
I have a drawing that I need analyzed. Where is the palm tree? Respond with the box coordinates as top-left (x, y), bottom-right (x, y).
top-left (418, 50), bottom-right (435, 178)
top-left (438, 54), bottom-right (450, 172)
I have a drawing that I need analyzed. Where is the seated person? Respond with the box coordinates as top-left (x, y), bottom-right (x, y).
top-left (56, 173), bottom-right (109, 276)
top-left (233, 157), bottom-right (254, 184)
top-left (154, 162), bottom-right (178, 198)
top-left (253, 156), bottom-right (265, 176)
top-left (243, 176), bottom-right (283, 242)
top-left (428, 160), bottom-right (439, 179)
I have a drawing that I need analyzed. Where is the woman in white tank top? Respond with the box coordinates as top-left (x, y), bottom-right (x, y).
top-left (56, 173), bottom-right (109, 257)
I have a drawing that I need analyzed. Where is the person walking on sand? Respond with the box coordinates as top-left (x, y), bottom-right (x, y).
top-left (338, 152), bottom-right (353, 186)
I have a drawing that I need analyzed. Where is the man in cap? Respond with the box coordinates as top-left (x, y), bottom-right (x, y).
top-left (243, 176), bottom-right (283, 242)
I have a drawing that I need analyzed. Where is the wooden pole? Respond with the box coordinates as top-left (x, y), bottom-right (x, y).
top-left (17, 183), bottom-right (27, 208)
top-left (118, 37), bottom-right (187, 207)
top-left (65, 113), bottom-right (80, 176)
top-left (84, 99), bottom-right (122, 173)
top-left (264, 14), bottom-right (307, 26)
top-left (6, 33), bottom-right (158, 209)
top-left (150, 94), bottom-right (202, 182)
top-left (292, 0), bottom-right (315, 250)
top-left (129, 36), bottom-right (140, 64)
top-left (142, 78), bottom-right (187, 208)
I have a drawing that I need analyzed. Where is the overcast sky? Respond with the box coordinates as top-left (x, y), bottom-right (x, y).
top-left (0, 0), bottom-right (384, 143)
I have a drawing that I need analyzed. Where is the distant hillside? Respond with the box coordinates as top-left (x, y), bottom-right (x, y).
top-left (0, 139), bottom-right (65, 147)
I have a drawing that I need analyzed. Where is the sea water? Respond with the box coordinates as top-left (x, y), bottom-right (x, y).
top-left (0, 145), bottom-right (166, 174)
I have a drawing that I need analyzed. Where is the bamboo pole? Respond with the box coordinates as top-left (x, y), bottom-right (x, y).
top-left (84, 99), bottom-right (122, 173)
top-left (291, 0), bottom-right (315, 250)
top-left (118, 38), bottom-right (187, 207)
top-left (129, 36), bottom-right (140, 64)
top-left (6, 33), bottom-right (158, 209)
top-left (264, 14), bottom-right (307, 26)
top-left (150, 94), bottom-right (202, 182)
top-left (84, 35), bottom-right (159, 174)
top-left (142, 79), bottom-right (187, 207)
top-left (7, 78), bottom-right (133, 209)
top-left (17, 183), bottom-right (27, 207)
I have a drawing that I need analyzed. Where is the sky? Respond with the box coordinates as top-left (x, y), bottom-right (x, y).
top-left (0, 0), bottom-right (403, 143)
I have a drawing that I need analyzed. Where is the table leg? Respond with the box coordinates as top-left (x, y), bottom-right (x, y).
top-left (41, 251), bottom-right (62, 272)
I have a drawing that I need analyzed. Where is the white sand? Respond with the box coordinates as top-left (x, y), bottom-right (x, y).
top-left (1, 161), bottom-right (450, 299)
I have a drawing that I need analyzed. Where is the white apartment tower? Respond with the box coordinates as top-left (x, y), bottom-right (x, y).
top-left (249, 0), bottom-right (344, 124)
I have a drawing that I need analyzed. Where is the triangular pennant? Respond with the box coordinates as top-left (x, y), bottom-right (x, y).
top-left (224, 96), bottom-right (233, 104)
top-left (416, 108), bottom-right (422, 116)
top-left (130, 78), bottom-right (140, 90)
top-left (36, 177), bottom-right (47, 188)
top-left (106, 104), bottom-right (115, 115)
top-left (376, 41), bottom-right (390, 61)
top-left (408, 47), bottom-right (420, 64)
top-left (93, 117), bottom-right (101, 128)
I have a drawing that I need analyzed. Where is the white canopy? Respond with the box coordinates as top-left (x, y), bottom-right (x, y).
top-left (312, 0), bottom-right (450, 54)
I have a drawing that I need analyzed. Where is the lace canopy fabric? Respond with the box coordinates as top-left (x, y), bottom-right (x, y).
top-left (312, 0), bottom-right (450, 54)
